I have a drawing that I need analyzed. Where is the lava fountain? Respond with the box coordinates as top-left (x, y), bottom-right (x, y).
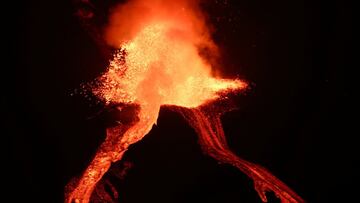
top-left (66, 0), bottom-right (304, 202)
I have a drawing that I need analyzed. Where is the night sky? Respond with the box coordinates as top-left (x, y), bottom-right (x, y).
top-left (7, 0), bottom-right (356, 202)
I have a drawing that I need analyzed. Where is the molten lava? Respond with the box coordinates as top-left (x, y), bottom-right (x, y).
top-left (66, 0), bottom-right (304, 203)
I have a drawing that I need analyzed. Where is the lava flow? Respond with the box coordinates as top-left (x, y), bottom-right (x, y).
top-left (66, 0), bottom-right (304, 202)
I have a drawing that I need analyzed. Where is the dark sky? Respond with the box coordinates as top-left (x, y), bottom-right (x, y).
top-left (6, 0), bottom-right (356, 202)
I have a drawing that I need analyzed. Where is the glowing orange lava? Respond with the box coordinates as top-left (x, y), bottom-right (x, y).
top-left (65, 0), bottom-right (304, 203)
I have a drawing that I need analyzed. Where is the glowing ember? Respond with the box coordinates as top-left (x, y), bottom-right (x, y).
top-left (66, 0), bottom-right (304, 203)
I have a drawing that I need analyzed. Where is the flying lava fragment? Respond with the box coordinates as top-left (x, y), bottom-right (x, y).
top-left (65, 0), bottom-right (305, 202)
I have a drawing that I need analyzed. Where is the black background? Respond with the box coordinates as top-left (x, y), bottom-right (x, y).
top-left (6, 0), bottom-right (356, 202)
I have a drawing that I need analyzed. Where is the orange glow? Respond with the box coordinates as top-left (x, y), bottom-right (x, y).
top-left (94, 22), bottom-right (245, 108)
top-left (65, 0), bottom-right (304, 203)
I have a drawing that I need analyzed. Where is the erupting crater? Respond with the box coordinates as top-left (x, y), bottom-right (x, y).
top-left (66, 1), bottom-right (304, 203)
